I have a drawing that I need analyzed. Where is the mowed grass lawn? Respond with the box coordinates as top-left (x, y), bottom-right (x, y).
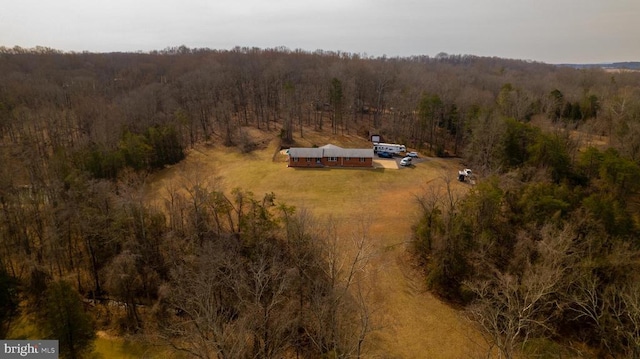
top-left (143, 132), bottom-right (489, 358)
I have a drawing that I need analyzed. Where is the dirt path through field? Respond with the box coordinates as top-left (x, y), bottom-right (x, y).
top-left (364, 189), bottom-right (486, 358)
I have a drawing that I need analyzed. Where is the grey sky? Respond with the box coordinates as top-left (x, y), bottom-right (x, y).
top-left (1, 0), bottom-right (638, 64)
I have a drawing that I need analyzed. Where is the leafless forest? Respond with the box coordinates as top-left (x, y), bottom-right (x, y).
top-left (2, 45), bottom-right (640, 358)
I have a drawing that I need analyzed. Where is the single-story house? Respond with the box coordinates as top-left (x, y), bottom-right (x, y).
top-left (288, 144), bottom-right (374, 168)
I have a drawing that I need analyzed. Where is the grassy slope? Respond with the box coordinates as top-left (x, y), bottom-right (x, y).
top-left (142, 128), bottom-right (488, 358)
top-left (94, 334), bottom-right (163, 359)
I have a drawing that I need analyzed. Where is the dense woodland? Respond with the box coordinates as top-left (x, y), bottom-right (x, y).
top-left (2, 45), bottom-right (640, 358)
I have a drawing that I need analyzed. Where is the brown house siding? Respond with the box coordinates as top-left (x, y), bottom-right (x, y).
top-left (322, 157), bottom-right (372, 167)
top-left (288, 145), bottom-right (373, 168)
top-left (288, 157), bottom-right (372, 168)
top-left (289, 157), bottom-right (323, 167)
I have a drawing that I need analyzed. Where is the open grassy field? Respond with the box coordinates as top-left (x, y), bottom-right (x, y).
top-left (141, 127), bottom-right (489, 358)
top-left (94, 332), bottom-right (165, 359)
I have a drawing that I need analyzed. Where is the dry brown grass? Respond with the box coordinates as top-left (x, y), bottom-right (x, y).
top-left (529, 114), bottom-right (610, 151)
top-left (145, 127), bottom-right (489, 358)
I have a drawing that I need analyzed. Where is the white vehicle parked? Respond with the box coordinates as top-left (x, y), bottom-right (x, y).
top-left (400, 157), bottom-right (412, 166)
top-left (458, 168), bottom-right (472, 182)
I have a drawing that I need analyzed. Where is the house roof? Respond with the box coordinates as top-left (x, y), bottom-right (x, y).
top-left (288, 144), bottom-right (373, 159)
top-left (319, 144), bottom-right (342, 150)
top-left (288, 147), bottom-right (323, 158)
top-left (323, 147), bottom-right (373, 158)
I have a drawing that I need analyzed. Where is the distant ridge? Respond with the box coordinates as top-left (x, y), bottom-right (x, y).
top-left (558, 61), bottom-right (640, 70)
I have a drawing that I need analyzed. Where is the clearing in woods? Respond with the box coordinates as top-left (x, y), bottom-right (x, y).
top-left (144, 128), bottom-right (488, 358)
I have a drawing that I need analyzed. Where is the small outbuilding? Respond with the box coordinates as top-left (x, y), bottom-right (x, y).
top-left (288, 144), bottom-right (374, 168)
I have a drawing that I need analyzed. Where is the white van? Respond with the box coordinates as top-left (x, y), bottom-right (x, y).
top-left (400, 157), bottom-right (412, 166)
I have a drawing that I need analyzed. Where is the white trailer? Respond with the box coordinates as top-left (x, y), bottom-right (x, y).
top-left (373, 143), bottom-right (406, 154)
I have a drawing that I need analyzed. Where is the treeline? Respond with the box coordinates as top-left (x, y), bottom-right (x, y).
top-left (3, 45), bottom-right (640, 170)
top-left (0, 165), bottom-right (375, 357)
top-left (413, 117), bottom-right (640, 358)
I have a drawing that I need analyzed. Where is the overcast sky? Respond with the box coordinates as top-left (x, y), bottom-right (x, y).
top-left (1, 0), bottom-right (639, 64)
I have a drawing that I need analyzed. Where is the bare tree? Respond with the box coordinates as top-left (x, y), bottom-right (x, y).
top-left (616, 278), bottom-right (640, 359)
top-left (565, 269), bottom-right (612, 353)
top-left (236, 241), bottom-right (296, 359)
top-left (306, 216), bottom-right (377, 358)
top-left (463, 112), bottom-right (506, 174)
top-left (413, 185), bottom-right (445, 256)
top-left (465, 225), bottom-right (574, 359)
top-left (158, 242), bottom-right (247, 359)
top-left (103, 250), bottom-right (144, 332)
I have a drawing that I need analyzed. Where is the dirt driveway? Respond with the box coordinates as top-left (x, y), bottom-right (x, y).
top-left (373, 157), bottom-right (399, 169)
top-left (374, 156), bottom-right (429, 169)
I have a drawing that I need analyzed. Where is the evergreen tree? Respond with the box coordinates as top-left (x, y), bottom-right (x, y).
top-left (0, 268), bottom-right (19, 338)
top-left (41, 281), bottom-right (95, 359)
